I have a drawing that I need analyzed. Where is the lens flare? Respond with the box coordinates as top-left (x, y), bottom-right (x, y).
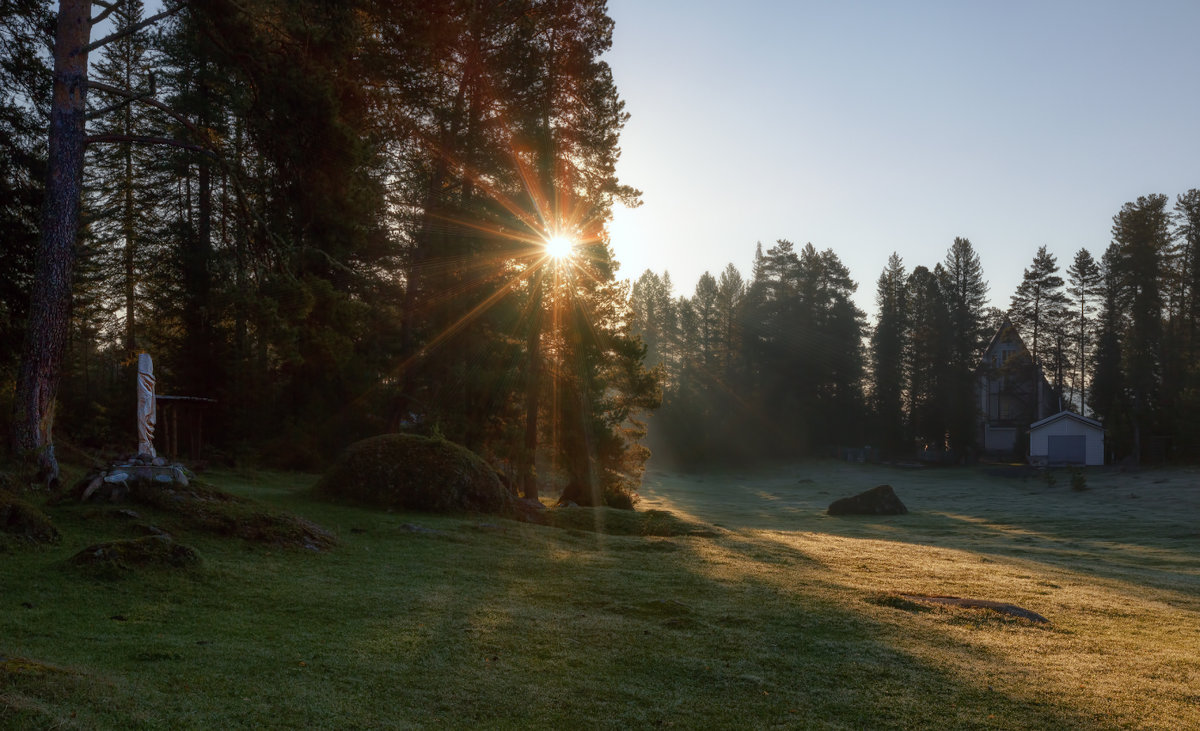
top-left (544, 234), bottom-right (575, 261)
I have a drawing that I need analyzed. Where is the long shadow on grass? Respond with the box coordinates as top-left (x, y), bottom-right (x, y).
top-left (641, 465), bottom-right (1200, 597)
top-left (0, 483), bottom-right (1181, 728)
top-left (638, 525), bottom-right (1190, 729)
top-left (318, 515), bottom-right (1112, 728)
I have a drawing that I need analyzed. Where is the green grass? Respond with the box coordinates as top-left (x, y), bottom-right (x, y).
top-left (2, 462), bottom-right (1198, 728)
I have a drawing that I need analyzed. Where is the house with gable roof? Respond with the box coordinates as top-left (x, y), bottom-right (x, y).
top-left (975, 316), bottom-right (1059, 457)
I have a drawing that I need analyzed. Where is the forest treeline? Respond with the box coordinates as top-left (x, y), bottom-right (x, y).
top-left (633, 191), bottom-right (1200, 466)
top-left (4, 4), bottom-right (1198, 496)
top-left (0, 0), bottom-right (656, 505)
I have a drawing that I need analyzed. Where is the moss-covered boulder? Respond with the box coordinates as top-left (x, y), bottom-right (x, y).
top-left (314, 434), bottom-right (514, 514)
top-left (69, 535), bottom-right (200, 577)
top-left (0, 489), bottom-right (60, 545)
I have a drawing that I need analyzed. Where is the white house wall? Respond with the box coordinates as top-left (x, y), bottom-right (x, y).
top-left (1029, 416), bottom-right (1104, 466)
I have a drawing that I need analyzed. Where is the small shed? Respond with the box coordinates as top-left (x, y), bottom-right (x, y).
top-left (1028, 411), bottom-right (1104, 466)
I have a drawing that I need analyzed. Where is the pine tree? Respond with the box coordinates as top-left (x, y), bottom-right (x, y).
top-left (871, 253), bottom-right (907, 455)
top-left (1065, 248), bottom-right (1101, 413)
top-left (692, 272), bottom-right (720, 368)
top-left (629, 269), bottom-right (676, 374)
top-left (941, 237), bottom-right (990, 363)
top-left (715, 263), bottom-right (744, 382)
top-left (907, 265), bottom-right (953, 451)
top-left (1088, 244), bottom-right (1130, 458)
top-left (1171, 190), bottom-right (1200, 456)
top-left (11, 0), bottom-right (186, 484)
top-left (0, 0), bottom-right (50, 375)
top-left (1009, 245), bottom-right (1068, 375)
top-left (939, 237), bottom-right (989, 454)
top-left (1111, 194), bottom-right (1172, 462)
top-left (85, 0), bottom-right (159, 356)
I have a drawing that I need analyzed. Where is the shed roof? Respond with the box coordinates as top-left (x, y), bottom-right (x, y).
top-left (1029, 410), bottom-right (1103, 431)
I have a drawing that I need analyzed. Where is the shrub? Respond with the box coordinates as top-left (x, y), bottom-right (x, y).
top-left (313, 433), bottom-right (514, 515)
top-left (1070, 468), bottom-right (1087, 491)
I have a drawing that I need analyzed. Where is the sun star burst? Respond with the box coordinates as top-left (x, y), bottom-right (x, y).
top-left (544, 234), bottom-right (576, 261)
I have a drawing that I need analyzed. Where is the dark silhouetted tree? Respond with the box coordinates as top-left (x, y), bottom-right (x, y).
top-left (870, 253), bottom-right (907, 455)
top-left (1065, 248), bottom-right (1101, 413)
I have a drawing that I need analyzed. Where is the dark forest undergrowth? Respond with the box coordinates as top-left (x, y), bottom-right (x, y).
top-left (2, 462), bottom-right (1197, 728)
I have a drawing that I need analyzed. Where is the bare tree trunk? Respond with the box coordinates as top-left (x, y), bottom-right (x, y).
top-left (519, 284), bottom-right (543, 501)
top-left (557, 375), bottom-right (599, 506)
top-left (11, 0), bottom-right (92, 486)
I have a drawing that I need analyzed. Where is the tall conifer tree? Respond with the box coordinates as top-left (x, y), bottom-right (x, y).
top-left (1065, 248), bottom-right (1101, 413)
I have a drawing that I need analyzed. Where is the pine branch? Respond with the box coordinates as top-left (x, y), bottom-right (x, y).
top-left (84, 2), bottom-right (186, 54)
top-left (90, 1), bottom-right (119, 27)
top-left (87, 80), bottom-right (202, 139)
top-left (84, 133), bottom-right (215, 156)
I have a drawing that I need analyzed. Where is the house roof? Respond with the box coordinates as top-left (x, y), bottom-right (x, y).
top-left (980, 315), bottom-right (1019, 362)
top-left (977, 315), bottom-right (1054, 387)
top-left (1029, 410), bottom-right (1103, 431)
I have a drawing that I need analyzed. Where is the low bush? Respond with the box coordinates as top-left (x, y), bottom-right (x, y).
top-left (313, 433), bottom-right (514, 515)
top-left (0, 489), bottom-right (60, 546)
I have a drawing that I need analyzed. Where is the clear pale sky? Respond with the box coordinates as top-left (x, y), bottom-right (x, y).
top-left (603, 0), bottom-right (1200, 318)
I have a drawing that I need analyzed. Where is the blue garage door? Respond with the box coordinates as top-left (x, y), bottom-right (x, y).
top-left (1048, 435), bottom-right (1086, 465)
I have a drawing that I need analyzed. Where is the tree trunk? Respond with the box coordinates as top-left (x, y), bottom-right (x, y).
top-left (557, 378), bottom-right (599, 506)
top-left (11, 0), bottom-right (92, 486)
top-left (122, 113), bottom-right (137, 355)
top-left (519, 284), bottom-right (543, 500)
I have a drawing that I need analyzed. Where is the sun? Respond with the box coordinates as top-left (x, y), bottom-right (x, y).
top-left (544, 234), bottom-right (576, 261)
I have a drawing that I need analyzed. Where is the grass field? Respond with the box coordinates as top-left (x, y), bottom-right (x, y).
top-left (2, 461), bottom-right (1198, 729)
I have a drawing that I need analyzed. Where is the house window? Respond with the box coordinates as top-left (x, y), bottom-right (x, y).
top-left (999, 396), bottom-right (1015, 420)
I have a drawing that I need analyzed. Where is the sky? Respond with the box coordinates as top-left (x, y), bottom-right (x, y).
top-left (602, 0), bottom-right (1200, 318)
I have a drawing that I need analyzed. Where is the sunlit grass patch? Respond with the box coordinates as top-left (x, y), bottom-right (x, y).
top-left (1, 461), bottom-right (1197, 728)
top-left (541, 505), bottom-right (714, 536)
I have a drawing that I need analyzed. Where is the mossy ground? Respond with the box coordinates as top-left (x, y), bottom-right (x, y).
top-left (0, 462), bottom-right (1196, 728)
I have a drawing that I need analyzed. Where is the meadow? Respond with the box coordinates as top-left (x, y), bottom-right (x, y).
top-left (2, 462), bottom-right (1197, 729)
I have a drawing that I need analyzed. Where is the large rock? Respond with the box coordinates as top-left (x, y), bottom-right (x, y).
top-left (0, 489), bottom-right (60, 545)
top-left (69, 535), bottom-right (200, 576)
top-left (314, 434), bottom-right (514, 515)
top-left (72, 455), bottom-right (191, 503)
top-left (827, 484), bottom-right (908, 516)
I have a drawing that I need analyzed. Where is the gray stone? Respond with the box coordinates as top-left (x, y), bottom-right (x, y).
top-left (827, 484), bottom-right (908, 516)
top-left (104, 472), bottom-right (130, 484)
top-left (81, 476), bottom-right (104, 501)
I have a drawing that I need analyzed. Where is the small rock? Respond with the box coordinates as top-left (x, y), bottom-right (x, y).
top-left (154, 472), bottom-right (174, 484)
top-left (81, 476), bottom-right (104, 501)
top-left (104, 472), bottom-right (130, 484)
top-left (516, 497), bottom-right (546, 511)
top-left (152, 457), bottom-right (167, 467)
top-left (399, 523), bottom-right (446, 536)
